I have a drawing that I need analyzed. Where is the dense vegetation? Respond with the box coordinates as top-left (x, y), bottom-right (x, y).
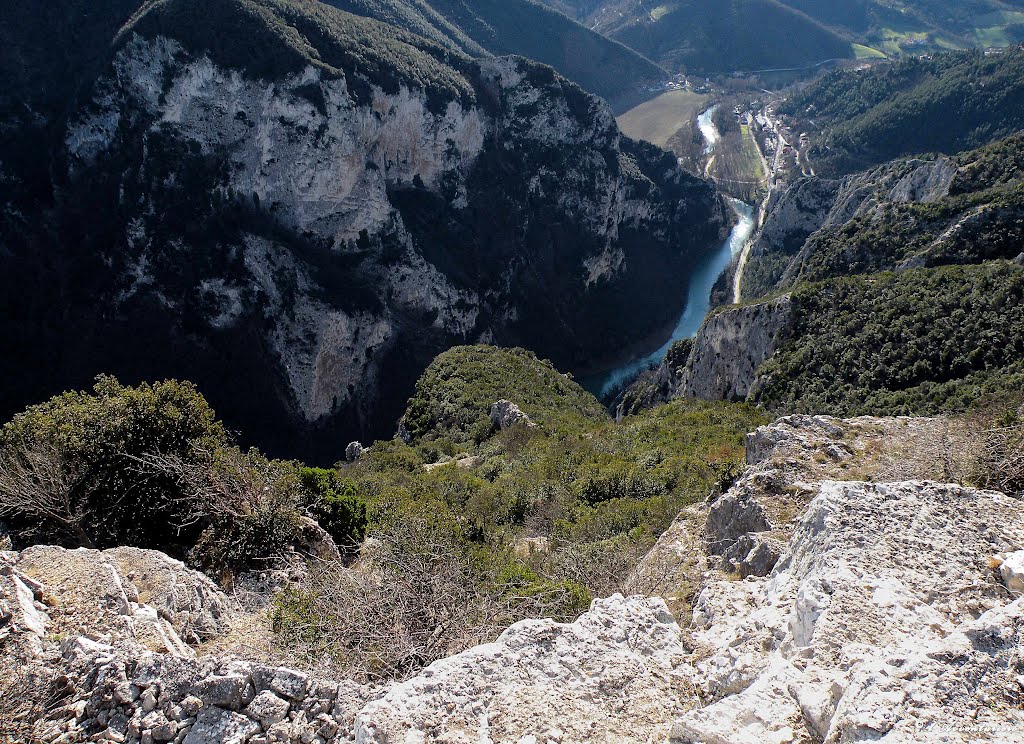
top-left (373, 347), bottom-right (763, 575)
top-left (781, 49), bottom-right (1024, 174)
top-left (0, 349), bottom-right (765, 678)
top-left (598, 0), bottom-right (852, 74)
top-left (742, 134), bottom-right (1024, 300)
top-left (400, 346), bottom-right (608, 445)
top-left (755, 262), bottom-right (1024, 416)
top-left (419, 0), bottom-right (665, 100)
top-left (275, 346), bottom-right (765, 675)
top-left (123, 0), bottom-right (661, 104)
top-left (0, 377), bottom-right (368, 575)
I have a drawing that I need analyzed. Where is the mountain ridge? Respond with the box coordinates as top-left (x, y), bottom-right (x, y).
top-left (0, 0), bottom-right (726, 461)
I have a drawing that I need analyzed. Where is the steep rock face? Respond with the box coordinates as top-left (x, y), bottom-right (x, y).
top-left (617, 294), bottom-right (794, 411)
top-left (676, 294), bottom-right (794, 402)
top-left (739, 177), bottom-right (842, 301)
top-left (0, 5), bottom-right (725, 460)
top-left (741, 156), bottom-right (958, 299)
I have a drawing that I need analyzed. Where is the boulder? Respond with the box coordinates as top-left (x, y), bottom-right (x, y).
top-left (345, 441), bottom-right (365, 462)
top-left (489, 399), bottom-right (536, 430)
top-left (244, 690), bottom-right (291, 728)
top-left (355, 594), bottom-right (687, 743)
top-left (182, 707), bottom-right (260, 744)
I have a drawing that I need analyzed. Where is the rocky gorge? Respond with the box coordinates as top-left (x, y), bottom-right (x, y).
top-left (5, 412), bottom-right (1024, 743)
top-left (0, 0), bottom-right (726, 461)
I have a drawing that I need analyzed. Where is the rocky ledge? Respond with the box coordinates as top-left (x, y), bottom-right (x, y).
top-left (5, 415), bottom-right (1024, 742)
top-left (1, 547), bottom-right (688, 743)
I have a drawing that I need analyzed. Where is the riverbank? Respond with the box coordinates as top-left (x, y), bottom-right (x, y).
top-left (585, 199), bottom-right (755, 399)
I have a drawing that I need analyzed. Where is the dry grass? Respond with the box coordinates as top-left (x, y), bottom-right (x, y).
top-left (616, 90), bottom-right (709, 148)
top-left (0, 662), bottom-right (71, 744)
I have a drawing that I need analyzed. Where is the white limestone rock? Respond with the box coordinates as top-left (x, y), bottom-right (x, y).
top-left (345, 441), bottom-right (366, 462)
top-left (673, 480), bottom-right (1024, 743)
top-left (489, 399), bottom-right (536, 430)
top-left (676, 293), bottom-right (794, 402)
top-left (182, 706), bottom-right (260, 744)
top-left (354, 594), bottom-right (687, 743)
top-left (997, 550), bottom-right (1024, 594)
top-left (16, 545), bottom-right (232, 654)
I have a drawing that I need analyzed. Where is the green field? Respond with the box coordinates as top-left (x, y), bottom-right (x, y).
top-left (853, 43), bottom-right (887, 59)
top-left (710, 122), bottom-right (766, 201)
top-left (616, 89), bottom-right (709, 148)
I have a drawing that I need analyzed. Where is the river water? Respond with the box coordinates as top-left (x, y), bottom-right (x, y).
top-left (586, 107), bottom-right (755, 399)
top-left (697, 106), bottom-right (720, 154)
top-left (588, 200), bottom-right (755, 398)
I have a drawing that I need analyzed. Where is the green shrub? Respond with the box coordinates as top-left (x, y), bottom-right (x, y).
top-left (0, 375), bottom-right (227, 550)
top-left (298, 467), bottom-right (368, 550)
top-left (399, 346), bottom-right (608, 446)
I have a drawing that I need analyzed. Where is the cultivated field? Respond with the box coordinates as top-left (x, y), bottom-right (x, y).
top-left (616, 90), bottom-right (709, 148)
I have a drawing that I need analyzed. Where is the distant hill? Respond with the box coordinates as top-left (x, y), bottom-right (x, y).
top-left (778, 0), bottom-right (1024, 55)
top-left (781, 48), bottom-right (1024, 175)
top-left (538, 0), bottom-right (854, 74)
top-left (543, 0), bottom-right (1024, 71)
top-left (321, 0), bottom-right (665, 100)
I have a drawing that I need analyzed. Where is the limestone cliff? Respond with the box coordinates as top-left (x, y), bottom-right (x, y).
top-left (618, 293), bottom-right (794, 412)
top-left (740, 156), bottom-right (958, 300)
top-left (0, 0), bottom-right (726, 460)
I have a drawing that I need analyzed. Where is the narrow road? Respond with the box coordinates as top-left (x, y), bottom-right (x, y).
top-left (732, 107), bottom-right (790, 303)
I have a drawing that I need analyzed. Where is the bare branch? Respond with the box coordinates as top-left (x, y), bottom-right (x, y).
top-left (0, 442), bottom-right (94, 548)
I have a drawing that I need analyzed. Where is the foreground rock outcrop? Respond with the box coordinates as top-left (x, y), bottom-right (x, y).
top-left (1, 548), bottom-right (688, 743)
top-left (5, 415), bottom-right (1023, 743)
top-left (678, 479), bottom-right (1024, 743)
top-left (356, 595), bottom-right (687, 743)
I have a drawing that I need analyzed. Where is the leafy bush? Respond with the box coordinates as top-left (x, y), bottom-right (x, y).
top-left (298, 467), bottom-right (368, 550)
top-left (0, 375), bottom-right (323, 574)
top-left (0, 375), bottom-right (227, 550)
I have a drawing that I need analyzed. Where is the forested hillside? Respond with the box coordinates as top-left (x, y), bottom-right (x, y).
top-left (781, 48), bottom-right (1024, 174)
top-left (584, 0), bottom-right (853, 74)
top-left (756, 262), bottom-right (1024, 415)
